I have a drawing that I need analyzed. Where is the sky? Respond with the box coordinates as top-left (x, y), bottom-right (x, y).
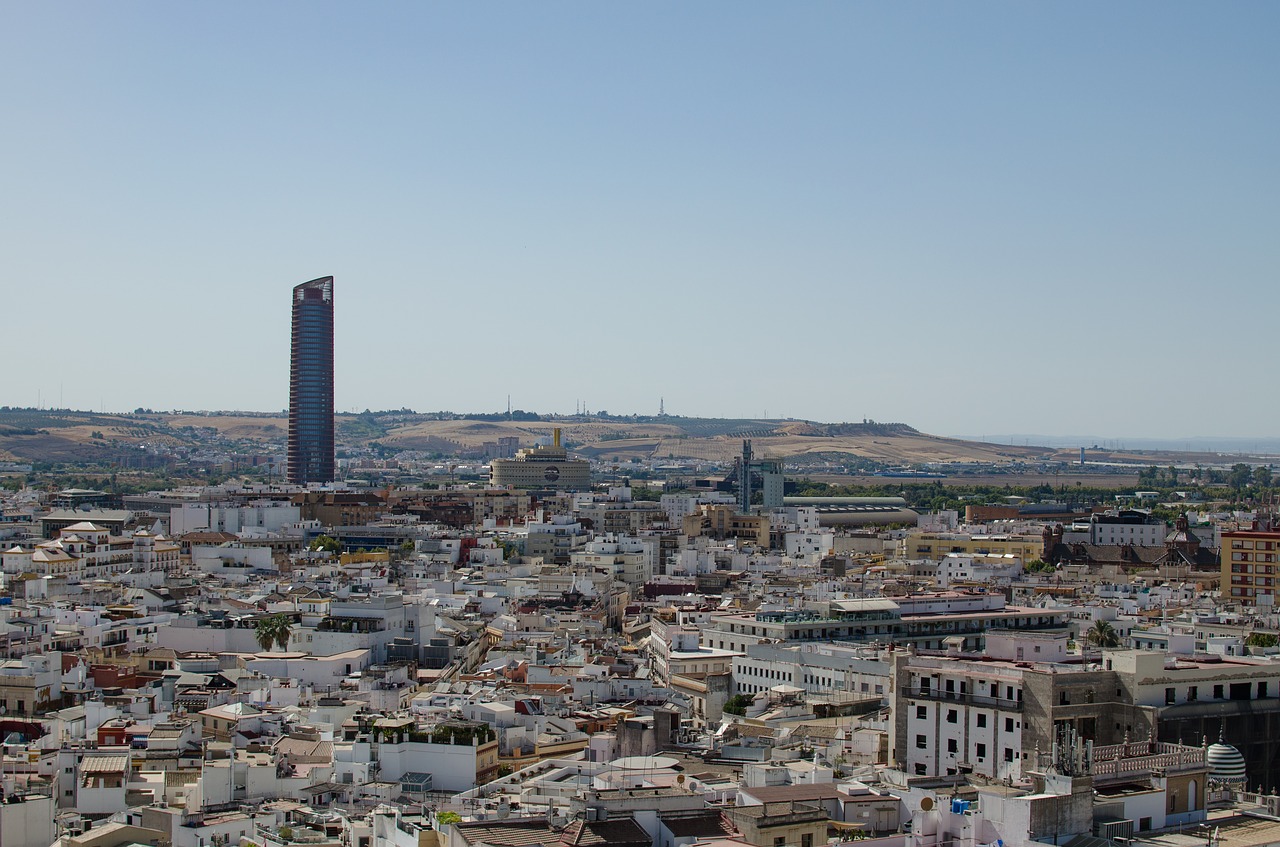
top-left (2, 3), bottom-right (1278, 439)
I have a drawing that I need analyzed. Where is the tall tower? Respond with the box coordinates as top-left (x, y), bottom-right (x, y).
top-left (288, 276), bottom-right (335, 484)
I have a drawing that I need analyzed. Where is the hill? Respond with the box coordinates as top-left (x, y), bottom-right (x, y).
top-left (0, 408), bottom-right (1243, 468)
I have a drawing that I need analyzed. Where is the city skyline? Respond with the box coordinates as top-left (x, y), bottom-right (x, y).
top-left (2, 4), bottom-right (1278, 439)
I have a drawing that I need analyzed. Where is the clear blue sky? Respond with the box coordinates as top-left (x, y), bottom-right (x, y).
top-left (3, 3), bottom-right (1277, 439)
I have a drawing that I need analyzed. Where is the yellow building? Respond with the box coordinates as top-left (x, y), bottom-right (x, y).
top-left (1221, 526), bottom-right (1280, 602)
top-left (682, 504), bottom-right (770, 547)
top-left (902, 531), bottom-right (1043, 562)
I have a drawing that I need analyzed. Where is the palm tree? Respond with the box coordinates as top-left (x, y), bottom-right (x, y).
top-left (253, 616), bottom-right (279, 653)
top-left (273, 615), bottom-right (294, 651)
top-left (1086, 619), bottom-right (1121, 649)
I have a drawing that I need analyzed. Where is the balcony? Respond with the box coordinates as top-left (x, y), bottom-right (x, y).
top-left (317, 616), bottom-right (385, 634)
top-left (1092, 741), bottom-right (1206, 780)
top-left (908, 687), bottom-right (1022, 712)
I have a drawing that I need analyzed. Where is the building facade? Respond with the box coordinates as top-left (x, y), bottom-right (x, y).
top-left (489, 430), bottom-right (590, 490)
top-left (288, 276), bottom-right (335, 484)
top-left (1221, 523), bottom-right (1280, 603)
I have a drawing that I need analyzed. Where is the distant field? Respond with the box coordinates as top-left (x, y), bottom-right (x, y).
top-left (797, 473), bottom-right (1142, 489)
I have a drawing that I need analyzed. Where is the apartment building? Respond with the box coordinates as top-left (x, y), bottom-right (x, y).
top-left (892, 644), bottom-right (1280, 788)
top-left (1090, 509), bottom-right (1168, 547)
top-left (2, 523), bottom-right (178, 583)
top-left (1221, 523), bottom-right (1280, 603)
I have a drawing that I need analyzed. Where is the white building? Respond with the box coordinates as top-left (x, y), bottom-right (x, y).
top-left (733, 641), bottom-right (890, 699)
top-left (891, 652), bottom-right (1027, 781)
top-left (169, 501), bottom-right (302, 536)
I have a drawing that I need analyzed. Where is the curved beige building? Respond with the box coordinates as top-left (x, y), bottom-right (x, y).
top-left (490, 430), bottom-right (591, 490)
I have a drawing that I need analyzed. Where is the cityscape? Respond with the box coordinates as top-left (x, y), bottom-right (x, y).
top-left (3, 6), bottom-right (1280, 847)
top-left (2, 275), bottom-right (1280, 847)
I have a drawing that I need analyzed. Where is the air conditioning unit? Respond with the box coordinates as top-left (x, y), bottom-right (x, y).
top-left (1095, 820), bottom-right (1134, 840)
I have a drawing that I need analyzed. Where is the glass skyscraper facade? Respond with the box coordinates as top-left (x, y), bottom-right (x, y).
top-left (288, 276), bottom-right (335, 484)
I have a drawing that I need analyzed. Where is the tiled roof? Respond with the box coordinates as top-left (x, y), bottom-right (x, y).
top-left (659, 811), bottom-right (738, 838)
top-left (454, 818), bottom-right (560, 847)
top-left (740, 783), bottom-right (842, 803)
top-left (561, 818), bottom-right (650, 847)
top-left (81, 755), bottom-right (129, 773)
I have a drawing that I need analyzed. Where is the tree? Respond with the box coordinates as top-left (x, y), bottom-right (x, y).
top-left (273, 615), bottom-right (294, 650)
top-left (723, 694), bottom-right (752, 715)
top-left (1255, 467), bottom-right (1273, 489)
top-left (253, 616), bottom-right (279, 652)
top-left (253, 614), bottom-right (293, 652)
top-left (1086, 619), bottom-right (1122, 649)
top-left (1230, 463), bottom-right (1253, 495)
top-left (1246, 632), bottom-right (1279, 649)
top-left (310, 535), bottom-right (342, 554)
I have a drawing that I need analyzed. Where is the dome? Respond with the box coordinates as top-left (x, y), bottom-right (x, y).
top-left (1206, 741), bottom-right (1248, 785)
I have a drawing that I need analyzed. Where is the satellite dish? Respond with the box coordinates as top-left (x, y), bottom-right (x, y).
top-left (921, 797), bottom-right (934, 811)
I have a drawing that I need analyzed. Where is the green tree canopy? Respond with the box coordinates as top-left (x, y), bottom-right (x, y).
top-left (1246, 632), bottom-right (1279, 649)
top-left (309, 535), bottom-right (342, 554)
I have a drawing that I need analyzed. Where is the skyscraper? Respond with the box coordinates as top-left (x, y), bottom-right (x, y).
top-left (288, 276), bottom-right (335, 484)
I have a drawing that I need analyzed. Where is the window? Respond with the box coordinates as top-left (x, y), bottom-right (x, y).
top-left (1004, 748), bottom-right (1015, 762)
top-left (1214, 685), bottom-right (1225, 699)
top-left (915, 763), bottom-right (928, 775)
top-left (1188, 686), bottom-right (1198, 702)
top-left (774, 838), bottom-right (785, 847)
top-left (977, 713), bottom-right (987, 728)
top-left (1260, 682), bottom-right (1269, 698)
top-left (1165, 687), bottom-right (1176, 705)
top-left (947, 709), bottom-right (958, 724)
top-left (1005, 717), bottom-right (1015, 732)
top-left (916, 734), bottom-right (928, 750)
top-left (916, 706), bottom-right (927, 720)
top-left (947, 738), bottom-right (958, 753)
top-left (802, 835), bottom-right (813, 847)
top-left (976, 743), bottom-right (987, 759)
